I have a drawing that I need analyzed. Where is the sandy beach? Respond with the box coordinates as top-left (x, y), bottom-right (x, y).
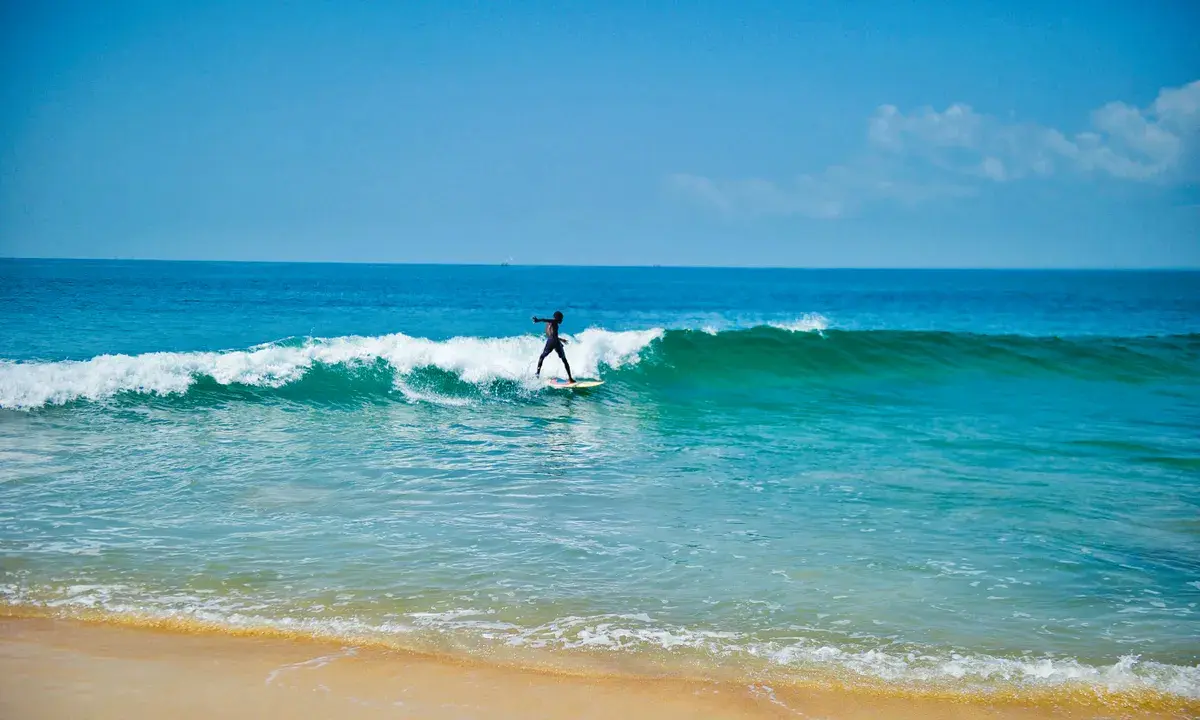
top-left (1, 614), bottom-right (1194, 719)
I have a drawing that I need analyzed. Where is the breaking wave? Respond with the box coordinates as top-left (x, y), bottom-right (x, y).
top-left (2, 324), bottom-right (1197, 410)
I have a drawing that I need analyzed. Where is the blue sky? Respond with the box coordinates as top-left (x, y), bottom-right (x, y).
top-left (1, 1), bottom-right (1197, 267)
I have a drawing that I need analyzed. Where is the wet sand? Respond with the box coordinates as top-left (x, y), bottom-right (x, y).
top-left (0, 616), bottom-right (1193, 719)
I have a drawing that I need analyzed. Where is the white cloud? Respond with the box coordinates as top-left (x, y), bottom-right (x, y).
top-left (668, 156), bottom-right (975, 220)
top-left (871, 79), bottom-right (1200, 182)
top-left (668, 168), bottom-right (860, 220)
top-left (672, 79), bottom-right (1200, 218)
top-left (868, 103), bottom-right (983, 152)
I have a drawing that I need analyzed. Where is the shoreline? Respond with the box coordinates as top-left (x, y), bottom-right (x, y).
top-left (2, 610), bottom-right (1196, 718)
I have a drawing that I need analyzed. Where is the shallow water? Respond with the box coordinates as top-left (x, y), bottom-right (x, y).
top-left (2, 260), bottom-right (1198, 700)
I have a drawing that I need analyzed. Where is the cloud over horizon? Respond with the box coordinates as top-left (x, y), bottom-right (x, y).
top-left (671, 79), bottom-right (1200, 219)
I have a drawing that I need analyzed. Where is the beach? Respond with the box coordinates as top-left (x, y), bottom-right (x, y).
top-left (2, 261), bottom-right (1198, 717)
top-left (4, 614), bottom-right (1195, 719)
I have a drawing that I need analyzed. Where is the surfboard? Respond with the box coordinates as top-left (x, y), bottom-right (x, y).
top-left (546, 378), bottom-right (605, 389)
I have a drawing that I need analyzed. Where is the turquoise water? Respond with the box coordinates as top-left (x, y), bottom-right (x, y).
top-left (2, 260), bottom-right (1198, 699)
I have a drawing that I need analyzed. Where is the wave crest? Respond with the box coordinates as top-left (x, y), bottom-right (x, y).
top-left (0, 329), bottom-right (662, 410)
top-left (3, 325), bottom-right (1197, 411)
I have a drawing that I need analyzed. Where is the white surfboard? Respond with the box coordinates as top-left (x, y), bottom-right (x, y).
top-left (545, 378), bottom-right (605, 389)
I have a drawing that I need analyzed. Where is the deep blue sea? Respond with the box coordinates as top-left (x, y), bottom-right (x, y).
top-left (1, 259), bottom-right (1198, 703)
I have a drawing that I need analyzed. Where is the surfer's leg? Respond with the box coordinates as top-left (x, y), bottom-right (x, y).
top-left (555, 343), bottom-right (574, 382)
top-left (536, 340), bottom-right (554, 376)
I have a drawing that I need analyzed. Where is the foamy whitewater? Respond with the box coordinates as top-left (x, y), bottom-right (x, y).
top-left (2, 261), bottom-right (1198, 705)
top-left (0, 328), bottom-right (663, 409)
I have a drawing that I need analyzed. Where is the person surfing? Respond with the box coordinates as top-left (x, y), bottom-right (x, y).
top-left (533, 311), bottom-right (574, 383)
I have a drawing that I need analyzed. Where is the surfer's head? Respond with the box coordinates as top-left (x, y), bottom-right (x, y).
top-left (553, 311), bottom-right (563, 322)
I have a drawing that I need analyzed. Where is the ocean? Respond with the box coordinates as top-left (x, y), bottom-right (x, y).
top-left (1, 259), bottom-right (1198, 708)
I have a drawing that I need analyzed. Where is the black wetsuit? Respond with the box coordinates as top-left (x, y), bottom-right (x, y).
top-left (540, 334), bottom-right (566, 360)
top-left (534, 318), bottom-right (573, 380)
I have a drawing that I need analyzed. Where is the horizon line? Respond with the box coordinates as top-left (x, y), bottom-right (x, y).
top-left (2, 256), bottom-right (1199, 272)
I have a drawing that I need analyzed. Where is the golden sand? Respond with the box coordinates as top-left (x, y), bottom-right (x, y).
top-left (2, 615), bottom-right (1196, 719)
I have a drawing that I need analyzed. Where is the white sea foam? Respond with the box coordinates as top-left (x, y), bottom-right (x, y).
top-left (264, 648), bottom-right (359, 686)
top-left (0, 318), bottom-right (840, 410)
top-left (679, 314), bottom-right (829, 335)
top-left (767, 313), bottom-right (829, 333)
top-left (0, 328), bottom-right (663, 410)
top-left (758, 641), bottom-right (1200, 697)
top-left (4, 581), bottom-right (1197, 699)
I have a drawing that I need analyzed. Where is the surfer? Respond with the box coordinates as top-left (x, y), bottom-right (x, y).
top-left (533, 311), bottom-right (574, 382)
